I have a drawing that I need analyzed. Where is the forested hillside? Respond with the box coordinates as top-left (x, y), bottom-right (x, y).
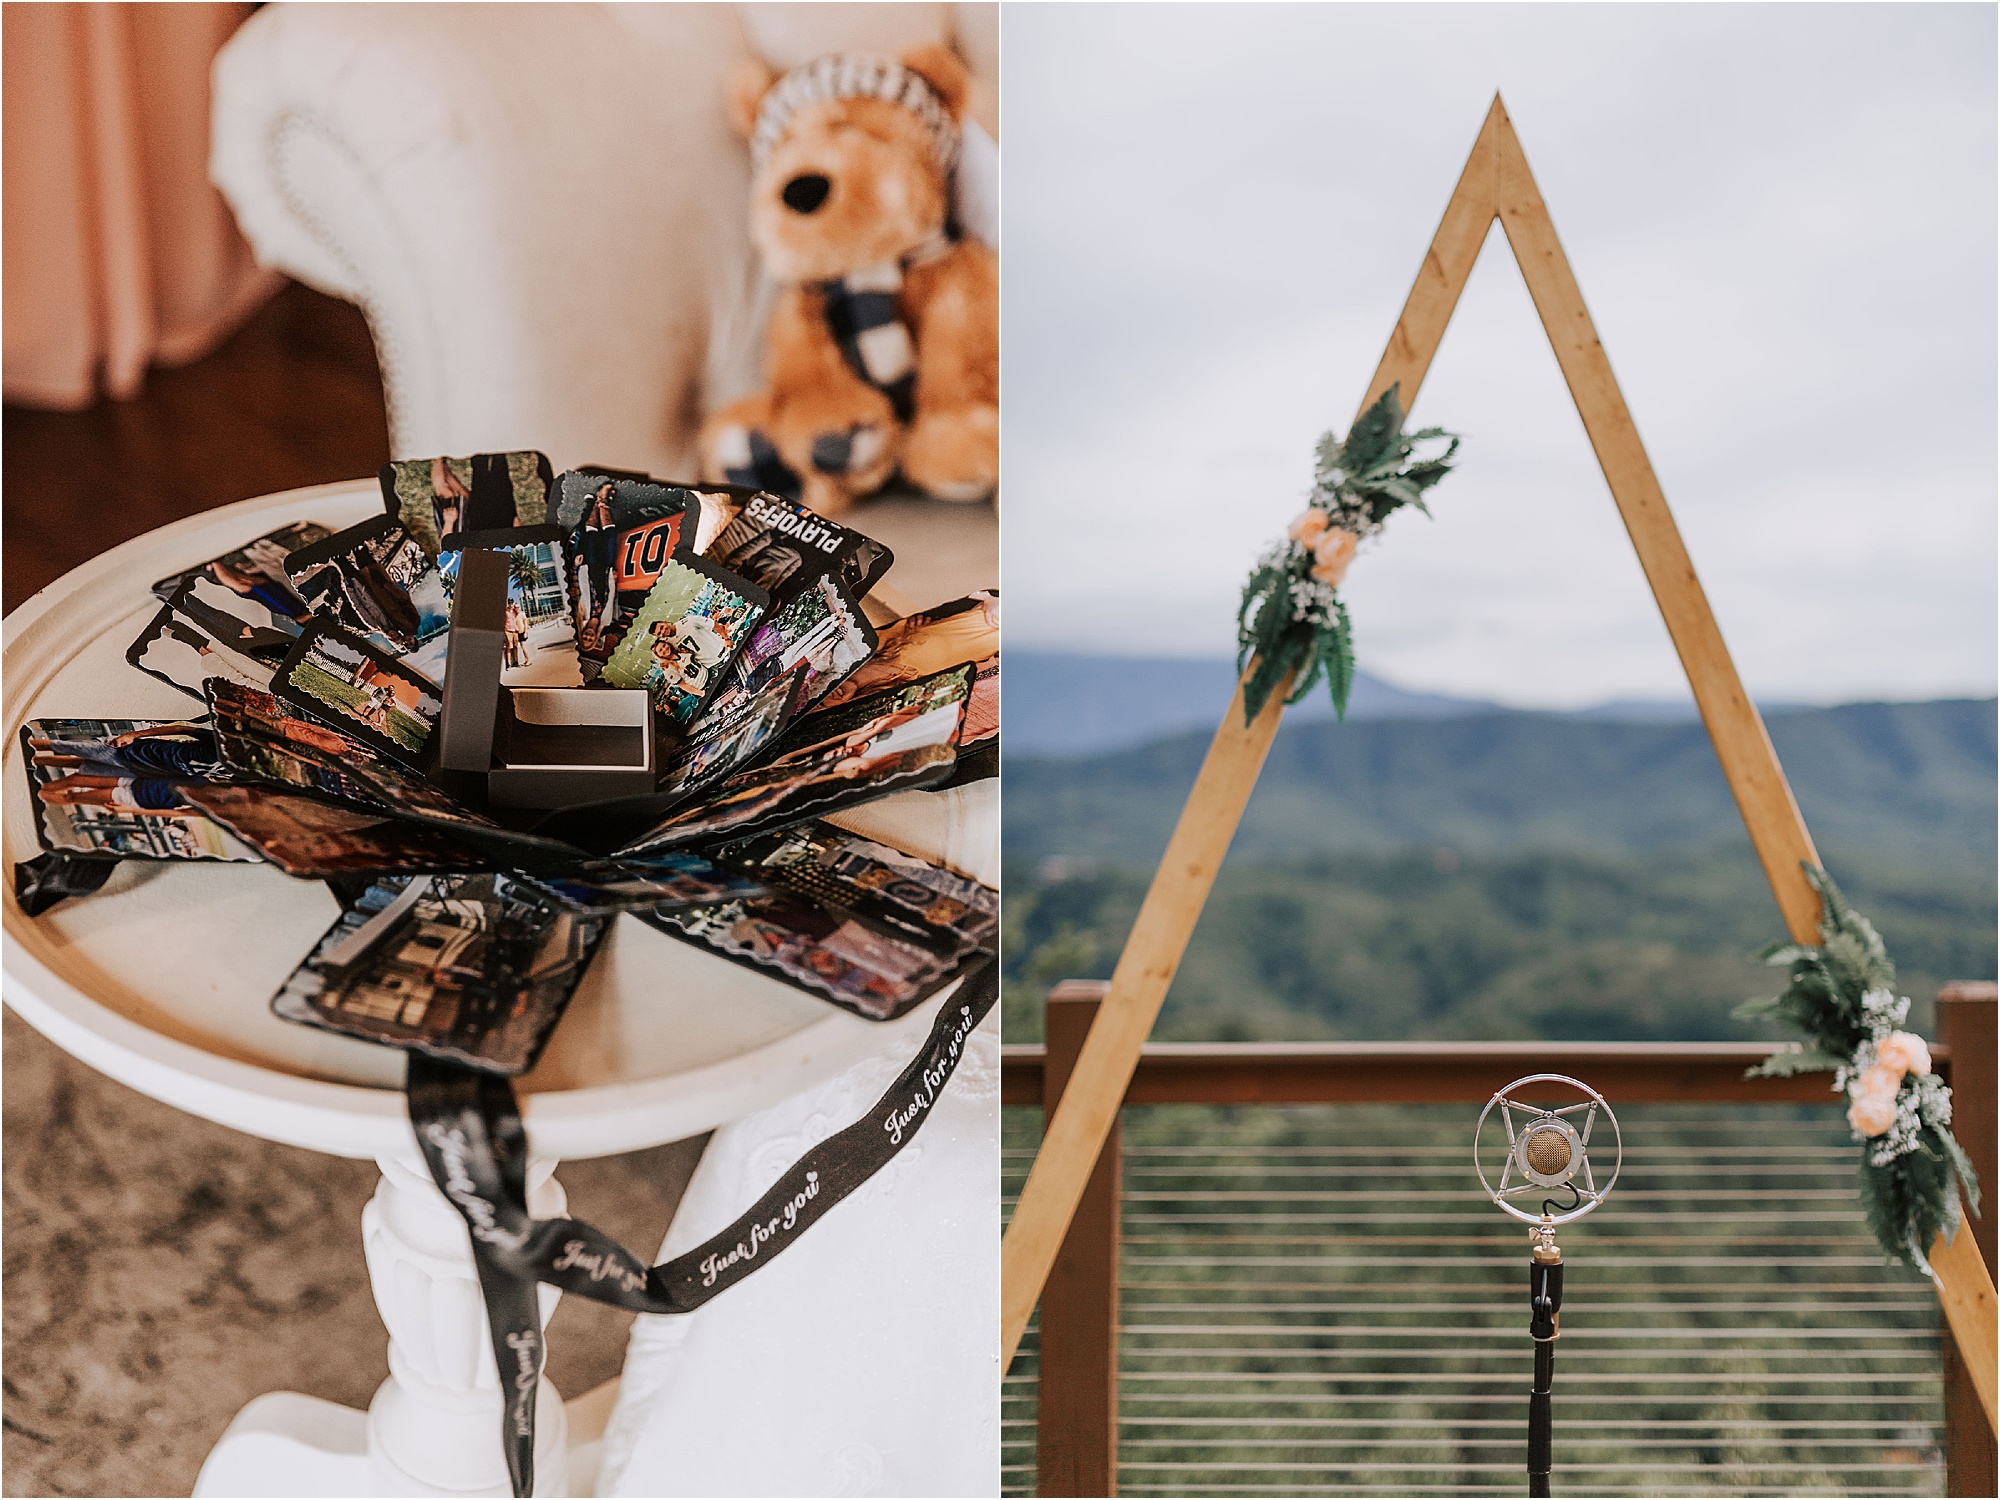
top-left (1007, 700), bottom-right (1996, 870)
top-left (1001, 699), bottom-right (1996, 1042)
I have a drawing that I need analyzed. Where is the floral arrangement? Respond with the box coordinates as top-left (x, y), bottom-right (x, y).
top-left (1738, 865), bottom-right (1980, 1275)
top-left (1234, 385), bottom-right (1459, 724)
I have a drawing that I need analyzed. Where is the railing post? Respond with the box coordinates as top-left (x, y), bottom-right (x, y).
top-left (1038, 981), bottom-right (1120, 1497)
top-left (1938, 981), bottom-right (1997, 1497)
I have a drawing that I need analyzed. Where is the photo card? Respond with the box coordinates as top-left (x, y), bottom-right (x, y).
top-left (596, 555), bottom-right (768, 725)
top-left (284, 515), bottom-right (453, 681)
top-left (657, 661), bottom-right (810, 798)
top-left (960, 654), bottom-right (999, 749)
top-left (767, 660), bottom-right (978, 762)
top-left (641, 889), bottom-right (978, 1022)
top-left (688, 486), bottom-right (749, 553)
top-left (272, 872), bottom-right (611, 1075)
top-left (178, 784), bottom-right (494, 878)
top-left (151, 521), bottom-right (330, 662)
top-left (551, 470), bottom-right (702, 671)
top-left (18, 718), bottom-right (257, 864)
top-left (380, 451), bottom-right (556, 555)
top-left (815, 591), bottom-right (998, 711)
top-left (439, 526), bottom-right (584, 688)
top-left (209, 679), bottom-right (462, 822)
top-left (205, 680), bottom-right (584, 869)
top-left (701, 490), bottom-right (893, 612)
top-left (515, 849), bottom-right (768, 914)
top-left (274, 621), bottom-right (443, 766)
top-left (638, 478), bottom-right (766, 551)
top-left (713, 821), bottom-right (997, 955)
top-left (702, 572), bottom-right (876, 729)
top-left (615, 665), bottom-right (970, 853)
top-left (127, 606), bottom-right (276, 702)
top-left (209, 709), bottom-right (407, 817)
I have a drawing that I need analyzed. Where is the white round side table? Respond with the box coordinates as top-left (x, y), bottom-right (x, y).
top-left (3, 480), bottom-right (968, 1497)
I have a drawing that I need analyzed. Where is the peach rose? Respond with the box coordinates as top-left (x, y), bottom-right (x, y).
top-left (1846, 1064), bottom-right (1903, 1137)
top-left (1876, 1031), bottom-right (1931, 1078)
top-left (1861, 1061), bottom-right (1903, 1096)
top-left (1848, 1086), bottom-right (1900, 1138)
top-left (1289, 510), bottom-right (1330, 547)
top-left (1311, 528), bottom-right (1359, 587)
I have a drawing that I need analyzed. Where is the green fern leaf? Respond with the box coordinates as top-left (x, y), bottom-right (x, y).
top-left (1341, 385), bottom-right (1406, 473)
top-left (1285, 633), bottom-right (1323, 707)
top-left (1327, 605), bottom-right (1355, 719)
top-left (1745, 1045), bottom-right (1844, 1078)
top-left (1940, 1128), bottom-right (1982, 1216)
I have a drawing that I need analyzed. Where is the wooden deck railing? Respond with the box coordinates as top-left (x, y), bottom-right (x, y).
top-left (1003, 981), bottom-right (1997, 1498)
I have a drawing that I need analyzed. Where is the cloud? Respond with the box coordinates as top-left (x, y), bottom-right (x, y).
top-left (1002, 3), bottom-right (1997, 706)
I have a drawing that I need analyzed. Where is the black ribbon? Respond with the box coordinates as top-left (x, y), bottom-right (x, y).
top-left (405, 959), bottom-right (996, 1497)
top-left (13, 853), bottom-right (117, 916)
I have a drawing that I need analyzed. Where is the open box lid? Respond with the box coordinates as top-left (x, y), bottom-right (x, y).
top-left (436, 548), bottom-right (509, 773)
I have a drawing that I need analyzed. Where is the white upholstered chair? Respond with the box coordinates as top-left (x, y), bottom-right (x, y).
top-left (211, 1), bottom-right (996, 473)
top-left (211, 0), bottom-right (998, 606)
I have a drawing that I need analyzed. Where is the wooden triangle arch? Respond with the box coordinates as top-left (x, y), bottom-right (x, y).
top-left (999, 93), bottom-right (1997, 1418)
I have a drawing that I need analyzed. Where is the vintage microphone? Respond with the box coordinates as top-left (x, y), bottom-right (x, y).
top-left (1474, 1076), bottom-right (1622, 1498)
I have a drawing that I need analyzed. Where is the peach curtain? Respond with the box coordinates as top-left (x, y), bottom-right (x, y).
top-left (3, 2), bottom-right (280, 409)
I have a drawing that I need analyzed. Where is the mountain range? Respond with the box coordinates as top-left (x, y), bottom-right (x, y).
top-left (1004, 693), bottom-right (1997, 876)
top-left (1003, 651), bottom-right (1813, 756)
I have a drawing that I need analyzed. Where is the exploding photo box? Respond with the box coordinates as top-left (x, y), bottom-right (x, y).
top-left (21, 452), bottom-right (1002, 1063)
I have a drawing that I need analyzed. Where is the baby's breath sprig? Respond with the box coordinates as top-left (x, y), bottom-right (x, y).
top-left (1235, 385), bottom-right (1458, 724)
top-left (1737, 865), bottom-right (1980, 1276)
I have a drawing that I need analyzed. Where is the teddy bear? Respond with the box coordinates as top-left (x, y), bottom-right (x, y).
top-left (698, 46), bottom-right (999, 517)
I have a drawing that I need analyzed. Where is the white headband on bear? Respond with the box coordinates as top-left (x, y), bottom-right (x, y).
top-left (749, 54), bottom-right (960, 175)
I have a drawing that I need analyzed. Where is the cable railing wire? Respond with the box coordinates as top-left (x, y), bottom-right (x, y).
top-left (1002, 1102), bottom-right (1943, 1498)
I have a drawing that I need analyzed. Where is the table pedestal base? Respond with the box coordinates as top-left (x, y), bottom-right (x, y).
top-left (193, 1149), bottom-right (597, 1497)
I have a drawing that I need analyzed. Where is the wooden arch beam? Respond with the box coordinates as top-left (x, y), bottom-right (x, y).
top-left (999, 93), bottom-right (1996, 1420)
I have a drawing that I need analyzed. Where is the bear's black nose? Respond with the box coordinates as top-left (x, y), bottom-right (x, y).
top-left (782, 174), bottom-right (831, 214)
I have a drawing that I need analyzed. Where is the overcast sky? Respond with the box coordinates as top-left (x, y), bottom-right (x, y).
top-left (1002, 3), bottom-right (1997, 708)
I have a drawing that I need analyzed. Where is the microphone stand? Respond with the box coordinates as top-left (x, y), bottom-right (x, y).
top-left (1474, 1079), bottom-right (1617, 1500)
top-left (1526, 1218), bottom-right (1563, 1497)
